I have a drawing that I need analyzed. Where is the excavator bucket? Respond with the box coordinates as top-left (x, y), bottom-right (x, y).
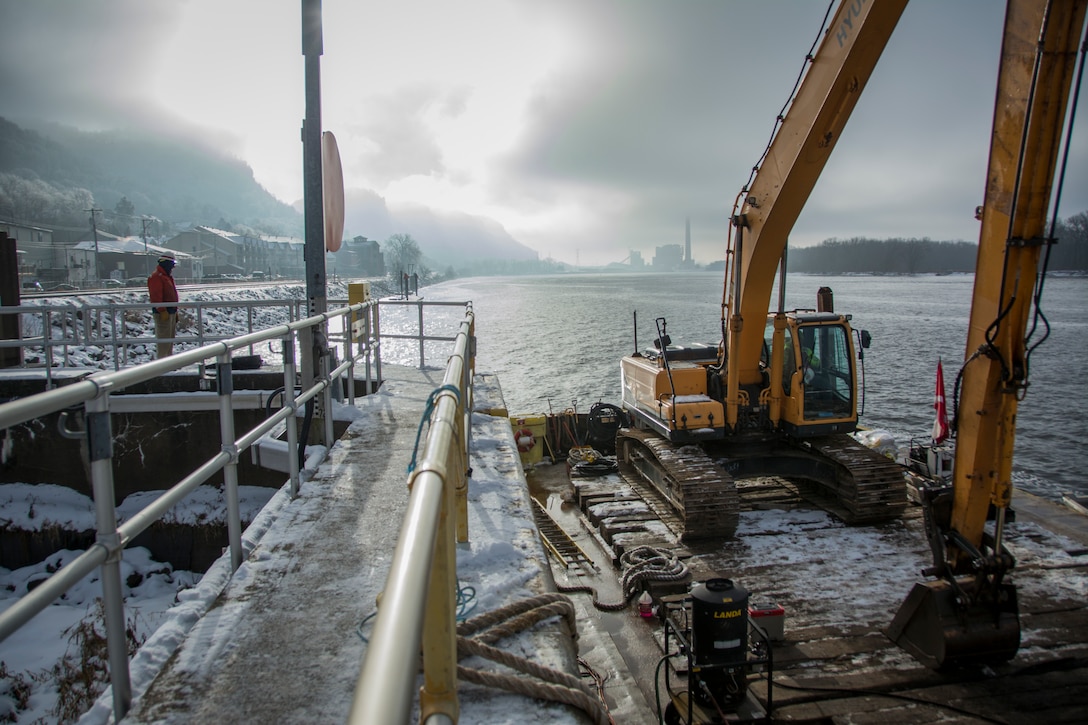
top-left (887, 578), bottom-right (1020, 670)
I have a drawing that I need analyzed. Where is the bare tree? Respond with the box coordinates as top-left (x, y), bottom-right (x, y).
top-left (383, 233), bottom-right (422, 278)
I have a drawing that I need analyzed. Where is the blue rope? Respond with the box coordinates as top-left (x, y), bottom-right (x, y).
top-left (407, 383), bottom-right (461, 474)
top-left (356, 578), bottom-right (478, 643)
top-left (354, 384), bottom-right (472, 645)
top-left (456, 580), bottom-right (478, 621)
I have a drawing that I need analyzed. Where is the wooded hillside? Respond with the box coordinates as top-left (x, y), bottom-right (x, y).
top-left (0, 116), bottom-right (301, 237)
top-left (788, 222), bottom-right (1088, 274)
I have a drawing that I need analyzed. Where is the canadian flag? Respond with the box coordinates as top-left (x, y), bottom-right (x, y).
top-left (932, 358), bottom-right (951, 445)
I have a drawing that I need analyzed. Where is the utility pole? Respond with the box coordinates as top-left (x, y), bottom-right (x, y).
top-left (141, 218), bottom-right (152, 277)
top-left (86, 208), bottom-right (102, 285)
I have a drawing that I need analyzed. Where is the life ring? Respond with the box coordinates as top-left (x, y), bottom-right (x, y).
top-left (515, 427), bottom-right (536, 453)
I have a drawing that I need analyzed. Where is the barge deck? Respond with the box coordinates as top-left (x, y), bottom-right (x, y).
top-left (528, 461), bottom-right (1088, 724)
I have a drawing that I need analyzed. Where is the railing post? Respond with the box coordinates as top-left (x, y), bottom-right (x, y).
top-left (321, 340), bottom-right (335, 448)
top-left (419, 462), bottom-right (460, 724)
top-left (283, 334), bottom-right (301, 498)
top-left (451, 328), bottom-right (470, 545)
top-left (344, 320), bottom-right (355, 406)
top-left (85, 392), bottom-right (133, 721)
top-left (417, 299), bottom-right (425, 368)
top-left (464, 312), bottom-right (475, 453)
top-left (196, 305), bottom-right (205, 348)
top-left (348, 284), bottom-right (370, 402)
top-left (43, 310), bottom-right (55, 389)
top-left (216, 351), bottom-right (243, 570)
top-left (452, 412), bottom-right (469, 545)
top-left (364, 305), bottom-right (374, 393)
top-left (372, 302), bottom-right (382, 387)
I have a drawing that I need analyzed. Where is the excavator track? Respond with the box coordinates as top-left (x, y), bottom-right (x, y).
top-left (615, 428), bottom-right (739, 541)
top-left (615, 428), bottom-right (905, 540)
top-left (797, 434), bottom-right (908, 523)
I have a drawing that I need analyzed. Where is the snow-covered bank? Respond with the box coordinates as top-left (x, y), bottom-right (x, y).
top-left (0, 484), bottom-right (279, 722)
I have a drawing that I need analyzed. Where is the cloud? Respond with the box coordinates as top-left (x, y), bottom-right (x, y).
top-left (342, 188), bottom-right (396, 242)
top-left (340, 186), bottom-right (535, 267)
top-left (491, 1), bottom-right (836, 260)
top-left (338, 86), bottom-right (462, 188)
top-left (0, 0), bottom-right (180, 130)
top-left (2, 0), bottom-right (1084, 267)
top-left (394, 203), bottom-right (537, 266)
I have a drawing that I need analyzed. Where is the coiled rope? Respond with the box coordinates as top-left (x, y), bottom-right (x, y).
top-left (557, 545), bottom-right (688, 611)
top-left (566, 446), bottom-right (618, 477)
top-left (456, 593), bottom-right (611, 725)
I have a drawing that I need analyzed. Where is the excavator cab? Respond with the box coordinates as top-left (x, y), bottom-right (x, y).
top-left (764, 313), bottom-right (863, 438)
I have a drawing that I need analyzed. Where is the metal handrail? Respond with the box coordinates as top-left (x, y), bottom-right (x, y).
top-left (0, 294), bottom-right (472, 723)
top-left (379, 298), bottom-right (473, 368)
top-left (0, 299), bottom-right (378, 721)
top-left (350, 306), bottom-right (475, 725)
top-left (0, 295), bottom-right (450, 381)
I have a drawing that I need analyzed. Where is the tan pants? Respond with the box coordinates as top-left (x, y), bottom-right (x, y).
top-left (154, 310), bottom-right (177, 358)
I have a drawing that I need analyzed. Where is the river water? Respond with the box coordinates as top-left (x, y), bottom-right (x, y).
top-left (383, 272), bottom-right (1086, 502)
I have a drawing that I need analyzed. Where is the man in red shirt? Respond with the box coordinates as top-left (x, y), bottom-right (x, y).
top-left (147, 251), bottom-right (179, 358)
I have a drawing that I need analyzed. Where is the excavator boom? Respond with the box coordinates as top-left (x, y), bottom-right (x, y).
top-left (726, 0), bottom-right (907, 422)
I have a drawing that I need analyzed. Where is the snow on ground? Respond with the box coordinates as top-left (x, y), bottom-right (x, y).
top-left (708, 503), bottom-right (1088, 636)
top-left (0, 422), bottom-right (366, 723)
top-left (0, 547), bottom-right (199, 723)
top-left (712, 508), bottom-right (929, 629)
top-left (0, 483), bottom-right (277, 531)
top-left (0, 484), bottom-right (277, 722)
top-left (73, 384), bottom-right (580, 724)
top-left (1002, 520), bottom-right (1088, 602)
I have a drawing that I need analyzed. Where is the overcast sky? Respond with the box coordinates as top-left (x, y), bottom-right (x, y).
top-left (2, 1), bottom-right (1086, 266)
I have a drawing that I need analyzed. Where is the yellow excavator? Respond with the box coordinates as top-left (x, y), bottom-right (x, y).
top-left (618, 0), bottom-right (911, 540)
top-left (618, 0), bottom-right (1087, 671)
top-left (889, 0), bottom-right (1088, 669)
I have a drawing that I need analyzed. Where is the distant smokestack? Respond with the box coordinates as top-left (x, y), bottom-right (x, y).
top-left (685, 217), bottom-right (691, 263)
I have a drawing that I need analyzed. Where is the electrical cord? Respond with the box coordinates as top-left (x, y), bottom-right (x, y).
top-left (566, 446), bottom-right (618, 477)
top-left (407, 383), bottom-right (461, 474)
top-left (1024, 14), bottom-right (1087, 386)
top-left (355, 577), bottom-right (478, 644)
top-left (654, 652), bottom-right (674, 725)
top-left (767, 656), bottom-right (1088, 724)
top-left (769, 676), bottom-right (1009, 724)
top-left (586, 402), bottom-right (626, 445)
top-left (577, 657), bottom-right (616, 725)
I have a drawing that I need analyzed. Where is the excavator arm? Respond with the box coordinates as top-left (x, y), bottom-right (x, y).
top-left (889, 0), bottom-right (1088, 669)
top-left (725, 0), bottom-right (908, 428)
top-left (953, 0), bottom-right (1086, 564)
